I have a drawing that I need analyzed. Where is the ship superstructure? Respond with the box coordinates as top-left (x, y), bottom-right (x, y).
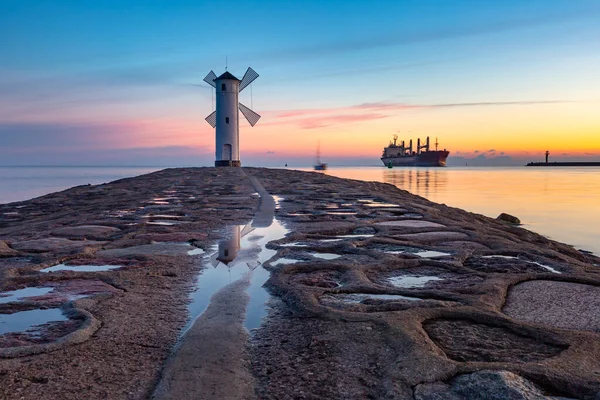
top-left (381, 135), bottom-right (449, 167)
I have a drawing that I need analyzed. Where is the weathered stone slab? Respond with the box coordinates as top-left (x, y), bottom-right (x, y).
top-left (503, 280), bottom-right (600, 332)
top-left (96, 243), bottom-right (192, 258)
top-left (51, 225), bottom-right (121, 240)
top-left (10, 238), bottom-right (107, 253)
top-left (424, 319), bottom-right (565, 362)
top-left (376, 220), bottom-right (446, 228)
top-left (397, 231), bottom-right (469, 242)
top-left (0, 241), bottom-right (18, 257)
top-left (415, 370), bottom-right (551, 400)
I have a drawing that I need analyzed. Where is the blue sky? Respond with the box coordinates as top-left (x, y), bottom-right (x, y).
top-left (1, 0), bottom-right (599, 166)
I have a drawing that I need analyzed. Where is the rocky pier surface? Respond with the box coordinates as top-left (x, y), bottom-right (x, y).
top-left (0, 167), bottom-right (599, 400)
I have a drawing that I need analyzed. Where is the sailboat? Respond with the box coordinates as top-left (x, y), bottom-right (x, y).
top-left (314, 141), bottom-right (327, 171)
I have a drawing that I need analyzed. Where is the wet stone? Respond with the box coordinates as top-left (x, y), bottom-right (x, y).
top-left (466, 256), bottom-right (563, 274)
top-left (376, 220), bottom-right (446, 229)
top-left (424, 319), bottom-right (566, 362)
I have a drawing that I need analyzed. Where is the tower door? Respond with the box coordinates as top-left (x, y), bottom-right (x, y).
top-left (222, 144), bottom-right (232, 160)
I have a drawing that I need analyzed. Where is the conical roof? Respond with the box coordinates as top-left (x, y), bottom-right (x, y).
top-left (215, 71), bottom-right (240, 81)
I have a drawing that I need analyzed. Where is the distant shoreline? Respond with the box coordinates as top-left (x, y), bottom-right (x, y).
top-left (526, 161), bottom-right (600, 167)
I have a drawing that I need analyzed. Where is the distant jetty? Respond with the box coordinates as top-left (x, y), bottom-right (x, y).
top-left (526, 161), bottom-right (600, 167)
top-left (526, 150), bottom-right (600, 166)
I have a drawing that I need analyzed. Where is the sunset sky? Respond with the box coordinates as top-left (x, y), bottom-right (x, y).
top-left (1, 0), bottom-right (599, 166)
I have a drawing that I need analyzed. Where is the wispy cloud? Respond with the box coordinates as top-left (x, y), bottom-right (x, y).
top-left (263, 99), bottom-right (576, 130)
top-left (254, 6), bottom-right (600, 64)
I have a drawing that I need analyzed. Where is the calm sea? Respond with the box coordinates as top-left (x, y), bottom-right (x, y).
top-left (0, 167), bottom-right (162, 204)
top-left (1, 166), bottom-right (599, 255)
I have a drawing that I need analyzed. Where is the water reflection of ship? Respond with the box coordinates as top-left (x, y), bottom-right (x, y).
top-left (383, 169), bottom-right (445, 199)
top-left (314, 141), bottom-right (327, 171)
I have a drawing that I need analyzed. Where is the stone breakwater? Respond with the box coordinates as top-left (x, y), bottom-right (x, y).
top-left (0, 167), bottom-right (598, 399)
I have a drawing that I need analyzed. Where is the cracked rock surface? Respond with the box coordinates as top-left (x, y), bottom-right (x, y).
top-left (0, 167), bottom-right (599, 399)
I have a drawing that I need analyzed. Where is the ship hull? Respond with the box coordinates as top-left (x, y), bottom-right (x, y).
top-left (381, 151), bottom-right (449, 167)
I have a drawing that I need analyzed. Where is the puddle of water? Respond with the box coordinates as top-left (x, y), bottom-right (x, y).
top-left (365, 203), bottom-right (400, 208)
top-left (336, 234), bottom-right (374, 239)
top-left (272, 196), bottom-right (284, 209)
top-left (287, 213), bottom-right (312, 216)
top-left (330, 293), bottom-right (420, 304)
top-left (483, 255), bottom-right (519, 260)
top-left (319, 239), bottom-right (344, 243)
top-left (185, 219), bottom-right (289, 334)
top-left (142, 215), bottom-right (182, 219)
top-left (482, 256), bottom-right (561, 273)
top-left (280, 242), bottom-right (309, 247)
top-left (387, 276), bottom-right (443, 288)
top-left (41, 264), bottom-right (121, 273)
top-left (0, 308), bottom-right (68, 335)
top-left (147, 220), bottom-right (180, 226)
top-left (311, 253), bottom-right (341, 260)
top-left (402, 213), bottom-right (424, 219)
top-left (415, 251), bottom-right (452, 258)
top-left (187, 248), bottom-right (206, 256)
top-left (528, 261), bottom-right (561, 274)
top-left (383, 247), bottom-right (451, 258)
top-left (0, 287), bottom-right (54, 304)
top-left (271, 257), bottom-right (303, 266)
top-left (107, 210), bottom-right (136, 218)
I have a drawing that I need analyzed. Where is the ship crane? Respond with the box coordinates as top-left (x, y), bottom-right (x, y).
top-left (416, 137), bottom-right (430, 154)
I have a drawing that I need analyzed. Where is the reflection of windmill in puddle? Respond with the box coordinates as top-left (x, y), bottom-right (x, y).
top-left (207, 224), bottom-right (259, 273)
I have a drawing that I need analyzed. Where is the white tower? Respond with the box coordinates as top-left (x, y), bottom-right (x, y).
top-left (204, 68), bottom-right (261, 167)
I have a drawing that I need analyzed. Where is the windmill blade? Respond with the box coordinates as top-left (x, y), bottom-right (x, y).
top-left (205, 111), bottom-right (217, 128)
top-left (207, 251), bottom-right (220, 268)
top-left (203, 70), bottom-right (217, 88)
top-left (240, 224), bottom-right (255, 238)
top-left (239, 67), bottom-right (259, 92)
top-left (239, 103), bottom-right (261, 127)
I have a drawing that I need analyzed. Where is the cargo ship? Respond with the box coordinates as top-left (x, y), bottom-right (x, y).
top-left (381, 135), bottom-right (449, 167)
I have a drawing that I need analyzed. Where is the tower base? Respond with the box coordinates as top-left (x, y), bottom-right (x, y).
top-left (215, 160), bottom-right (241, 167)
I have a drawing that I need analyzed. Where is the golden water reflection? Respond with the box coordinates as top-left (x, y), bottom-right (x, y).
top-left (314, 166), bottom-right (600, 256)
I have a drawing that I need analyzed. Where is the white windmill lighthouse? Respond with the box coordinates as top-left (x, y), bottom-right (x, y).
top-left (204, 67), bottom-right (261, 167)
